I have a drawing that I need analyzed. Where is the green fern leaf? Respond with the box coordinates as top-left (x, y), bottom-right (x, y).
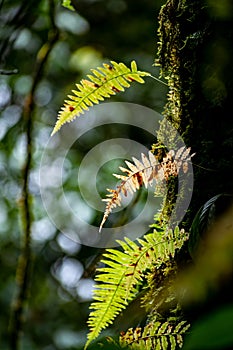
top-left (62, 0), bottom-right (75, 11)
top-left (119, 320), bottom-right (190, 350)
top-left (51, 60), bottom-right (150, 135)
top-left (85, 227), bottom-right (188, 349)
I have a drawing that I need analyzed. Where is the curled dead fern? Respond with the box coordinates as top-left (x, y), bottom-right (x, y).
top-left (119, 320), bottom-right (190, 350)
top-left (84, 227), bottom-right (189, 349)
top-left (51, 60), bottom-right (150, 135)
top-left (100, 147), bottom-right (195, 231)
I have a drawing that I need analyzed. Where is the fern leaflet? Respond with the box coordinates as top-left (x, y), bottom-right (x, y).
top-left (51, 60), bottom-right (150, 135)
top-left (84, 227), bottom-right (189, 349)
top-left (100, 147), bottom-right (194, 231)
top-left (119, 320), bottom-right (190, 350)
top-left (62, 0), bottom-right (75, 11)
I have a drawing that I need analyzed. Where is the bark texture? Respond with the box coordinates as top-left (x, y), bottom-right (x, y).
top-left (156, 0), bottom-right (233, 228)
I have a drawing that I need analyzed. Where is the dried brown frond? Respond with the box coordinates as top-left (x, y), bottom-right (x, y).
top-left (99, 147), bottom-right (195, 231)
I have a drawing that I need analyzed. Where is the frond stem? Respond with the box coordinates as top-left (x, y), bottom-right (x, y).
top-left (148, 74), bottom-right (168, 86)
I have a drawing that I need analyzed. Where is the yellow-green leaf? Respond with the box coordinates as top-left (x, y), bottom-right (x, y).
top-left (51, 60), bottom-right (150, 135)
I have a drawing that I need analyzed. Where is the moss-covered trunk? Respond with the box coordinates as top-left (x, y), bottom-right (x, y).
top-left (156, 0), bottom-right (233, 228)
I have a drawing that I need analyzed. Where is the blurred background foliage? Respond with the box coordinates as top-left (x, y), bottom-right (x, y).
top-left (0, 0), bottom-right (166, 349)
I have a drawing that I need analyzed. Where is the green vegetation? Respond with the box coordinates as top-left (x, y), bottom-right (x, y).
top-left (0, 0), bottom-right (233, 350)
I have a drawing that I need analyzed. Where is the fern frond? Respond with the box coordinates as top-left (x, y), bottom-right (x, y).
top-left (100, 147), bottom-right (195, 231)
top-left (119, 320), bottom-right (190, 350)
top-left (85, 227), bottom-right (188, 349)
top-left (51, 60), bottom-right (150, 135)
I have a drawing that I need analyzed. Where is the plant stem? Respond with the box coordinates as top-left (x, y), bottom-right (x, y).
top-left (9, 2), bottom-right (59, 348)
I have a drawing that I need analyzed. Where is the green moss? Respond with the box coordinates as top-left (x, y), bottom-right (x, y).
top-left (155, 0), bottom-right (211, 226)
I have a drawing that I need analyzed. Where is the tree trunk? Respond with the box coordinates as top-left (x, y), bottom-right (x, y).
top-left (156, 0), bottom-right (233, 228)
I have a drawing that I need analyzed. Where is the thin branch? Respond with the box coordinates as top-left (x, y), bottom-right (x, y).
top-left (9, 1), bottom-right (59, 349)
